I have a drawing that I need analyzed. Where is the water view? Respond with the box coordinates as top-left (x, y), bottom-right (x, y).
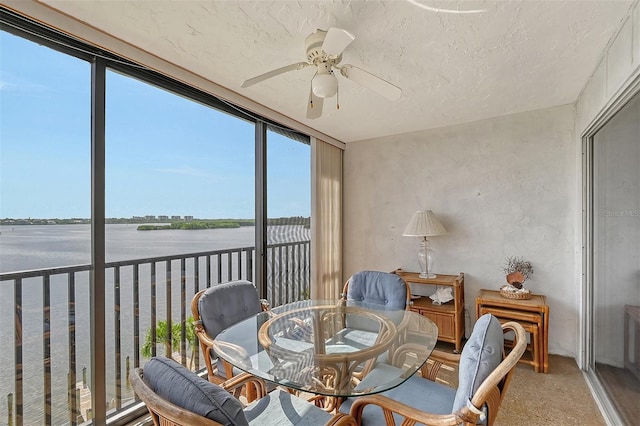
top-left (0, 224), bottom-right (310, 425)
top-left (0, 223), bottom-right (257, 273)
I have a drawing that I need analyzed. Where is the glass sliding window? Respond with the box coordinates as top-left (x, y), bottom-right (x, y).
top-left (104, 69), bottom-right (255, 413)
top-left (2, 11), bottom-right (314, 424)
top-left (0, 31), bottom-right (91, 425)
top-left (590, 91), bottom-right (640, 424)
top-left (266, 129), bottom-right (311, 306)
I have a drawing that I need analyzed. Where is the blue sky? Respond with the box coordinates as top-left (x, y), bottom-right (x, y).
top-left (0, 30), bottom-right (310, 219)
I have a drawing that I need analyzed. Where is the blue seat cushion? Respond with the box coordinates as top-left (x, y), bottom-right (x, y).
top-left (198, 280), bottom-right (262, 340)
top-left (347, 271), bottom-right (408, 311)
top-left (143, 357), bottom-right (248, 426)
top-left (327, 327), bottom-right (378, 349)
top-left (339, 374), bottom-right (456, 426)
top-left (346, 271), bottom-right (408, 333)
top-left (244, 389), bottom-right (335, 425)
top-left (452, 314), bottom-right (503, 413)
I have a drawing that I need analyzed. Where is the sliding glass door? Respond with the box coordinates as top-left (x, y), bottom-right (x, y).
top-left (586, 89), bottom-right (640, 425)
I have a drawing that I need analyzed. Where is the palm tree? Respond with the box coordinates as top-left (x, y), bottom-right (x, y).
top-left (141, 317), bottom-right (197, 368)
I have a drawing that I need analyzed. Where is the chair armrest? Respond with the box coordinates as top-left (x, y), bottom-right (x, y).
top-left (193, 321), bottom-right (216, 348)
top-left (429, 349), bottom-right (461, 364)
top-left (421, 349), bottom-right (461, 381)
top-left (350, 394), bottom-right (462, 426)
top-left (220, 372), bottom-right (268, 400)
top-left (260, 299), bottom-right (270, 311)
top-left (325, 412), bottom-right (358, 426)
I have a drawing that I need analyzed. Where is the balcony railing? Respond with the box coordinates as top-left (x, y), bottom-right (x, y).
top-left (1, 240), bottom-right (310, 426)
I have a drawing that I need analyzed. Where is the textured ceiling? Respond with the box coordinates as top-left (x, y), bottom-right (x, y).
top-left (40, 0), bottom-right (633, 143)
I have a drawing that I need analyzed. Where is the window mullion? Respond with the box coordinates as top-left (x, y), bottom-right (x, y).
top-left (91, 56), bottom-right (107, 426)
top-left (255, 121), bottom-right (267, 299)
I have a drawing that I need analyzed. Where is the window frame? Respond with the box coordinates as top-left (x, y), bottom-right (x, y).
top-left (1, 7), bottom-right (310, 424)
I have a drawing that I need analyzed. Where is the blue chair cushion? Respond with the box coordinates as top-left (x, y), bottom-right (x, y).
top-left (244, 389), bottom-right (335, 425)
top-left (339, 374), bottom-right (456, 426)
top-left (143, 357), bottom-right (248, 426)
top-left (347, 271), bottom-right (408, 311)
top-left (452, 313), bottom-right (504, 413)
top-left (345, 271), bottom-right (408, 333)
top-left (198, 280), bottom-right (263, 340)
top-left (328, 327), bottom-right (379, 350)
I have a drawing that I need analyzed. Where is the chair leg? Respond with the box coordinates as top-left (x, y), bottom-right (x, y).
top-left (246, 382), bottom-right (258, 402)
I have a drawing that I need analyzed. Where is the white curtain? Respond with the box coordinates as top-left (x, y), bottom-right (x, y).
top-left (310, 137), bottom-right (343, 300)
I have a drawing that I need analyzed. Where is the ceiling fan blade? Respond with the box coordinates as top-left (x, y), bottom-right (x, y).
top-left (241, 62), bottom-right (310, 88)
top-left (322, 27), bottom-right (355, 57)
top-left (306, 87), bottom-right (324, 119)
top-left (339, 65), bottom-right (402, 101)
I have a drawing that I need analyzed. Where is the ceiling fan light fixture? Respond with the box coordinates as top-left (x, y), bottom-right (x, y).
top-left (312, 73), bottom-right (338, 98)
top-left (241, 27), bottom-right (402, 118)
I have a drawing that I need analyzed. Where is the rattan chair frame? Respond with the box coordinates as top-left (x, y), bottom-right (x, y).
top-left (130, 368), bottom-right (357, 426)
top-left (349, 321), bottom-right (527, 426)
top-left (191, 287), bottom-right (269, 401)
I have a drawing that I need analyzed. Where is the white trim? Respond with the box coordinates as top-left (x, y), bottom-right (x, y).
top-left (579, 78), bottom-right (640, 364)
top-left (583, 372), bottom-right (625, 426)
top-left (579, 75), bottom-right (640, 426)
top-left (2, 0), bottom-right (346, 151)
top-left (580, 68), bottom-right (640, 137)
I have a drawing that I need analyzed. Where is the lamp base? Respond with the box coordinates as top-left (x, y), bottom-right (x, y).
top-left (419, 272), bottom-right (437, 279)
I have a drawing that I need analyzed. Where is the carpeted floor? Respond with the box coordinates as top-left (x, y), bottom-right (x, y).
top-left (431, 350), bottom-right (605, 425)
top-left (495, 355), bottom-right (605, 425)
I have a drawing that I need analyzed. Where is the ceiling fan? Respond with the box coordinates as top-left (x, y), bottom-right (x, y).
top-left (241, 27), bottom-right (402, 119)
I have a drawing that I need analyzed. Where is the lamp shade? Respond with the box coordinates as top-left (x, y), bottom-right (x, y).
top-left (402, 210), bottom-right (447, 237)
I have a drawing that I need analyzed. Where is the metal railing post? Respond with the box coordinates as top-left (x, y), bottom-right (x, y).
top-left (1, 240), bottom-right (309, 423)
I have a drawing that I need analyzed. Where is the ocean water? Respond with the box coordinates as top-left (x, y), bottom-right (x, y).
top-left (0, 224), bottom-right (309, 425)
top-left (0, 223), bottom-right (258, 273)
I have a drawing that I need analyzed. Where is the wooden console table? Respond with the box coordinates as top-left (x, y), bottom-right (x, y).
top-left (475, 289), bottom-right (549, 373)
top-left (394, 269), bottom-right (465, 352)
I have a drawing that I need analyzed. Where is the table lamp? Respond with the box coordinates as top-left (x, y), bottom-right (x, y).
top-left (402, 210), bottom-right (447, 278)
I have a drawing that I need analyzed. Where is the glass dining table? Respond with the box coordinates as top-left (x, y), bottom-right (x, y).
top-left (213, 299), bottom-right (438, 398)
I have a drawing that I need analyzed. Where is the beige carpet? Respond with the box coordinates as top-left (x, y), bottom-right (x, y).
top-left (431, 340), bottom-right (606, 425)
top-left (495, 355), bottom-right (605, 426)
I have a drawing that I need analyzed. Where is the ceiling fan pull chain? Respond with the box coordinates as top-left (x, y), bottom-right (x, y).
top-left (336, 85), bottom-right (340, 110)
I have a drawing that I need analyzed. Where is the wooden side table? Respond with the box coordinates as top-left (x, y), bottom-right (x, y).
top-left (394, 269), bottom-right (465, 352)
top-left (475, 289), bottom-right (549, 373)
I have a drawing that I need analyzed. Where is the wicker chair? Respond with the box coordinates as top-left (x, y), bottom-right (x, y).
top-left (333, 270), bottom-right (412, 359)
top-left (340, 315), bottom-right (527, 426)
top-left (191, 280), bottom-right (269, 401)
top-left (340, 270), bottom-right (412, 310)
top-left (131, 357), bottom-right (357, 426)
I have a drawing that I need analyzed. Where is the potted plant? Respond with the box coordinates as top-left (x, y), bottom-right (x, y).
top-left (500, 256), bottom-right (534, 299)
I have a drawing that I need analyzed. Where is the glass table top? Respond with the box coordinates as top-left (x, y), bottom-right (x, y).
top-left (213, 299), bottom-right (438, 397)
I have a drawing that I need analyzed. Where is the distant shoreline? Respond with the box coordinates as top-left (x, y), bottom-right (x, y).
top-left (0, 216), bottom-right (310, 229)
top-left (137, 219), bottom-right (252, 231)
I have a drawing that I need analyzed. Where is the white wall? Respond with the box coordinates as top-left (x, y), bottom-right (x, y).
top-left (343, 105), bottom-right (577, 356)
